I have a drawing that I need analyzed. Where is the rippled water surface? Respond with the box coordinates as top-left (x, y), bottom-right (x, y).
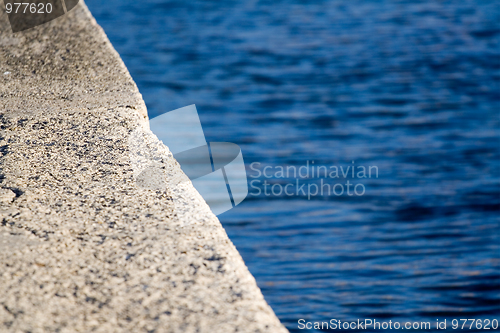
top-left (86, 0), bottom-right (500, 331)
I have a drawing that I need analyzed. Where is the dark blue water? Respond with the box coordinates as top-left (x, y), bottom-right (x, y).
top-left (86, 0), bottom-right (500, 331)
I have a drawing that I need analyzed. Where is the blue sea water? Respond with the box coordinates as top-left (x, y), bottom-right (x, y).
top-left (85, 0), bottom-right (500, 331)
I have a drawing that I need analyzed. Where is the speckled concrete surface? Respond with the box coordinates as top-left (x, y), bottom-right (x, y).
top-left (0, 2), bottom-right (288, 332)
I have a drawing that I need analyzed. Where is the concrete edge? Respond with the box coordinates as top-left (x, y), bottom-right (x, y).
top-left (0, 2), bottom-right (289, 332)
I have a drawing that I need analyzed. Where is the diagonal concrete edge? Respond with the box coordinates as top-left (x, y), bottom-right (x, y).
top-left (0, 2), bottom-right (289, 332)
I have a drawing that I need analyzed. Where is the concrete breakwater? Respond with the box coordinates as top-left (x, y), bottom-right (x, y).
top-left (0, 2), bottom-right (288, 332)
